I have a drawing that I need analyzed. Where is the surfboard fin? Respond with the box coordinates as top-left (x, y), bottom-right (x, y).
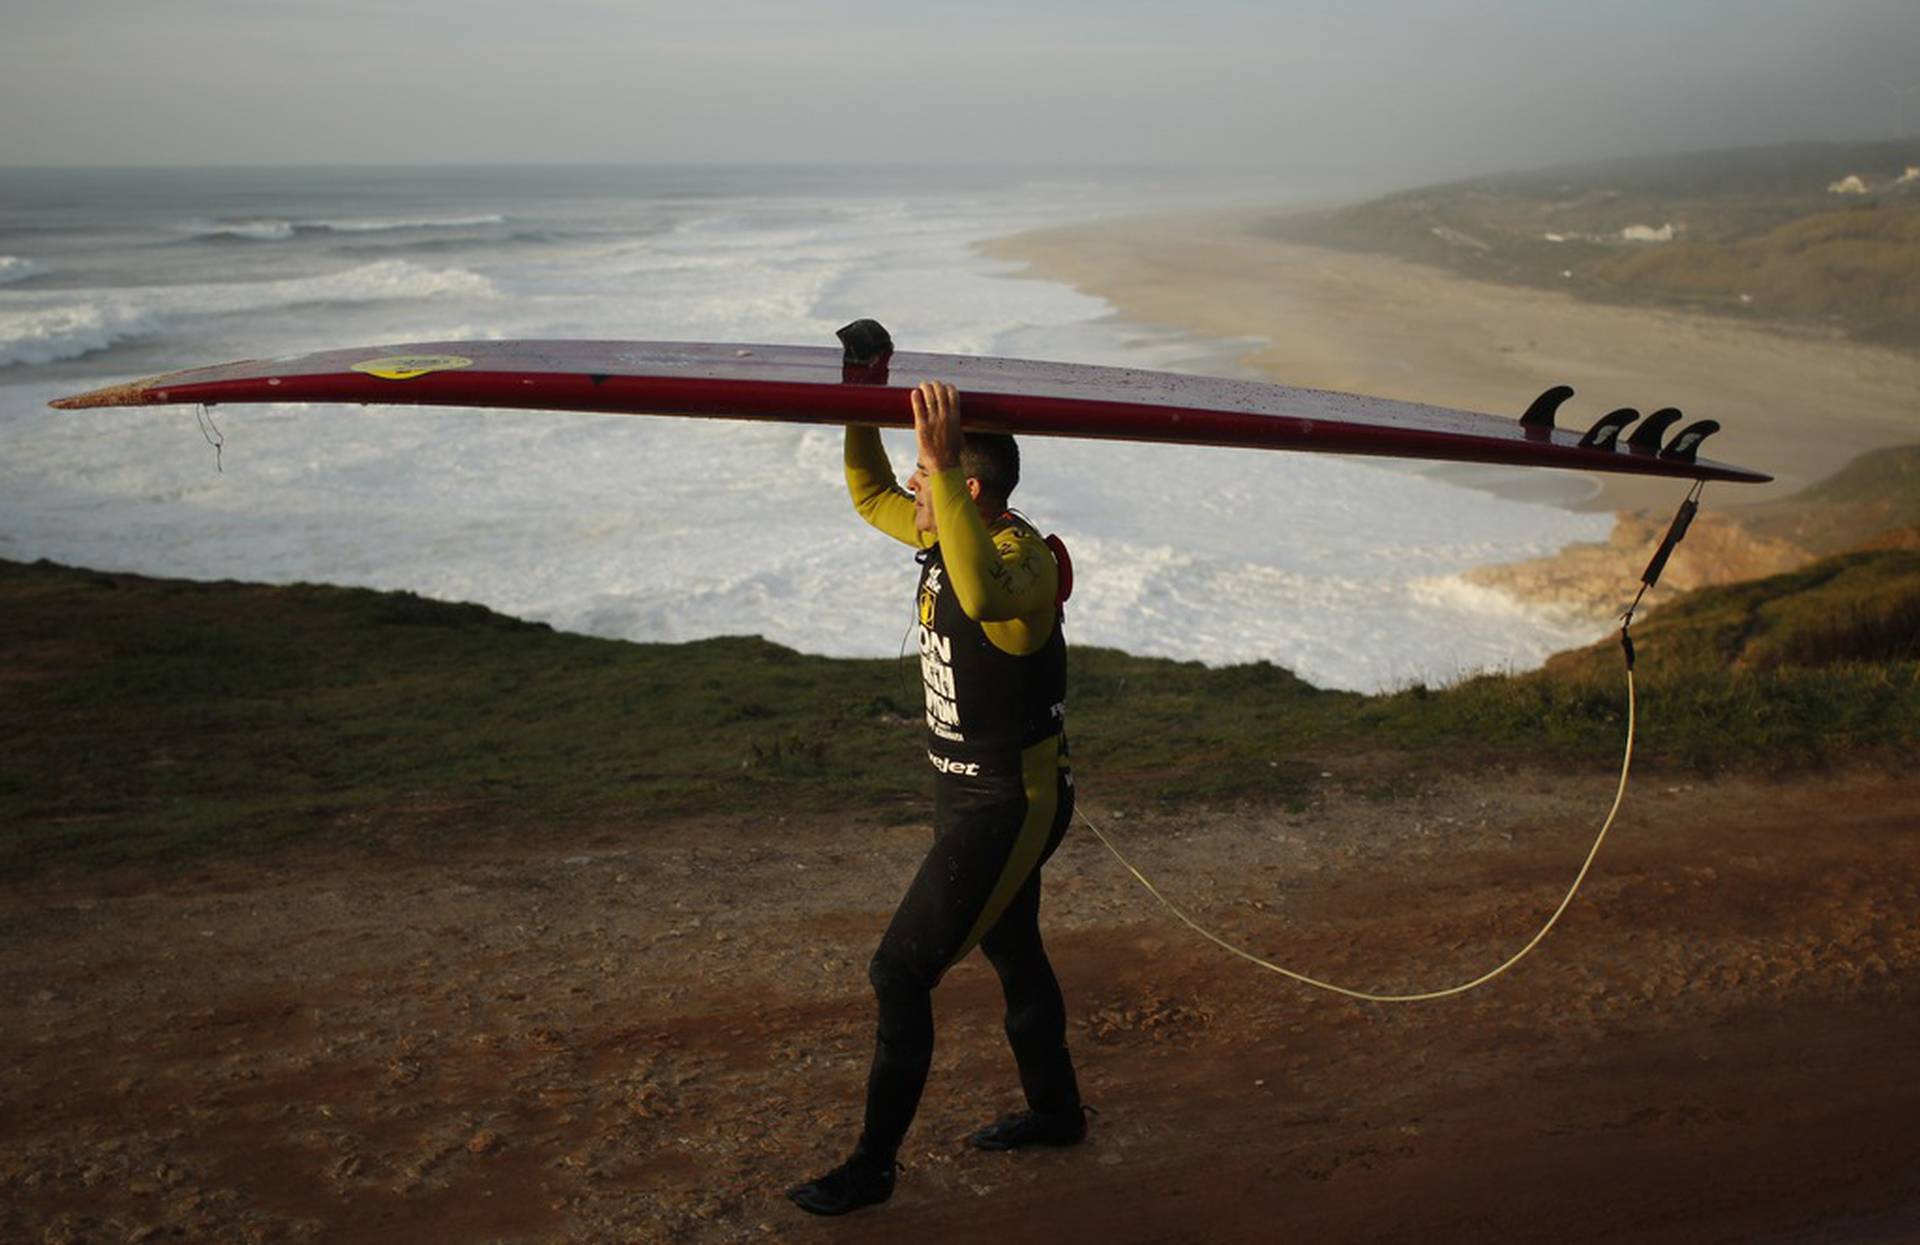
top-left (1660, 419), bottom-right (1721, 464)
top-left (1626, 407), bottom-right (1683, 453)
top-left (1519, 384), bottom-right (1575, 430)
top-left (1578, 407), bottom-right (1639, 451)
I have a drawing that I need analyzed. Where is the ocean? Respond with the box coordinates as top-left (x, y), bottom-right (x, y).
top-left (0, 165), bottom-right (1611, 692)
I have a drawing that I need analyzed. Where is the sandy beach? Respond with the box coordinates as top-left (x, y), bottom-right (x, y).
top-left (981, 212), bottom-right (1920, 516)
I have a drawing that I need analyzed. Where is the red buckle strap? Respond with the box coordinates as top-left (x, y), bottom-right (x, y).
top-left (1044, 533), bottom-right (1073, 605)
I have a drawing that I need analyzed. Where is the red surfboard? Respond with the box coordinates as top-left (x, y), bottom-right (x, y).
top-left (50, 332), bottom-right (1771, 485)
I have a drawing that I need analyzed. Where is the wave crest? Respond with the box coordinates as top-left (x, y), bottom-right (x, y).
top-left (180, 214), bottom-right (506, 242)
top-left (307, 214), bottom-right (507, 233)
top-left (182, 218), bottom-right (298, 242)
top-left (279, 259), bottom-right (497, 302)
top-left (0, 304), bottom-right (154, 367)
top-left (0, 256), bottom-right (47, 285)
top-left (2, 260), bottom-right (495, 369)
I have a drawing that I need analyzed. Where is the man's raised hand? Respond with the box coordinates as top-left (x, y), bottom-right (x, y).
top-left (911, 382), bottom-right (963, 473)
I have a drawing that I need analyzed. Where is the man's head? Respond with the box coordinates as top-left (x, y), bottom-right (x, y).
top-left (959, 433), bottom-right (1019, 512)
top-left (906, 433), bottom-right (1021, 533)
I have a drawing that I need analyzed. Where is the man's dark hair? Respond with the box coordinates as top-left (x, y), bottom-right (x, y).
top-left (960, 433), bottom-right (1020, 508)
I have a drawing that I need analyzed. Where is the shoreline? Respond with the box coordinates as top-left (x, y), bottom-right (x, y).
top-left (978, 210), bottom-right (1920, 517)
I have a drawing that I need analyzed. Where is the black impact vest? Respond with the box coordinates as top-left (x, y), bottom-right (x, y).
top-left (915, 520), bottom-right (1067, 759)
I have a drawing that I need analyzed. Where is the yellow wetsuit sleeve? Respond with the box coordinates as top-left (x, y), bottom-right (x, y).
top-left (845, 426), bottom-right (934, 550)
top-left (929, 467), bottom-right (1059, 655)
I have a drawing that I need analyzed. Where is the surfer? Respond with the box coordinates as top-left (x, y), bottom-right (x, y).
top-left (788, 381), bottom-right (1086, 1216)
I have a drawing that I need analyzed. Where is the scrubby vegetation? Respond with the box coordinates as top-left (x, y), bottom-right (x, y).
top-left (1522, 547), bottom-right (1920, 768)
top-left (1273, 138), bottom-right (1920, 349)
top-left (1737, 445), bottom-right (1920, 554)
top-left (4, 543), bottom-right (1915, 877)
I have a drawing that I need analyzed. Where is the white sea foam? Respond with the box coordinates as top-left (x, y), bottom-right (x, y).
top-left (0, 257), bottom-right (45, 285)
top-left (2, 169), bottom-right (1617, 691)
top-left (304, 214), bottom-right (507, 233)
top-left (5, 398), bottom-right (1612, 691)
top-left (268, 259), bottom-right (497, 303)
top-left (1404, 573), bottom-right (1611, 679)
top-left (0, 261), bottom-right (496, 368)
top-left (181, 213), bottom-right (509, 242)
top-left (1410, 571), bottom-right (1590, 623)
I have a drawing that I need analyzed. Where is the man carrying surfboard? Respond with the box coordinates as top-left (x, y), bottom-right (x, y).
top-left (788, 382), bottom-right (1086, 1215)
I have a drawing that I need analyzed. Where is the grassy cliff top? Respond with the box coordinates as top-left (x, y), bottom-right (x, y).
top-left (4, 545), bottom-right (1915, 878)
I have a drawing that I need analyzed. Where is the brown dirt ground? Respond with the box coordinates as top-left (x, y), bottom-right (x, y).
top-left (5, 767), bottom-right (1919, 1244)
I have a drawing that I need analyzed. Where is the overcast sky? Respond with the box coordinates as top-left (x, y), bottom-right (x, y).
top-left (3, 0), bottom-right (1916, 180)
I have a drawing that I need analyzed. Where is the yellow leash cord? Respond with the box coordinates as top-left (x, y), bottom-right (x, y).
top-left (1070, 481), bottom-right (1703, 1000)
top-left (1073, 665), bottom-right (1633, 1001)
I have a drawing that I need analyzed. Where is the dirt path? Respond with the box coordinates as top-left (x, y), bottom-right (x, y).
top-left (5, 768), bottom-right (1918, 1243)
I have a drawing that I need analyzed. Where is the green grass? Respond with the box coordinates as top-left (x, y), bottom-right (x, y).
top-left (1530, 548), bottom-right (1920, 768)
top-left (3, 551), bottom-right (1916, 878)
top-left (0, 562), bottom-right (923, 874)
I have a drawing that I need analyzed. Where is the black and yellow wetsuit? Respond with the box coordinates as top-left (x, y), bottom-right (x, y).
top-left (843, 426), bottom-right (1081, 1165)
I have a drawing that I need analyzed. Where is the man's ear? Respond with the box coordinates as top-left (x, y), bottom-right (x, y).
top-left (965, 477), bottom-right (983, 502)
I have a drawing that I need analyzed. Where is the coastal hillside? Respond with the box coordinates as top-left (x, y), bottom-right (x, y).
top-left (1464, 444), bottom-right (1920, 617)
top-left (5, 553), bottom-right (1919, 1244)
top-left (1734, 442), bottom-right (1920, 554)
top-left (1273, 138), bottom-right (1920, 349)
top-left (5, 542), bottom-right (1915, 878)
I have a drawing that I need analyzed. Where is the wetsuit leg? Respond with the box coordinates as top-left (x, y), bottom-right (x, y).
top-left (857, 741), bottom-right (1064, 1162)
top-left (978, 759), bottom-right (1080, 1115)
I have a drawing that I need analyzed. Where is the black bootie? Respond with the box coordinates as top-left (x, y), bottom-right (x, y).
top-left (968, 1105), bottom-right (1089, 1151)
top-left (787, 1148), bottom-right (897, 1216)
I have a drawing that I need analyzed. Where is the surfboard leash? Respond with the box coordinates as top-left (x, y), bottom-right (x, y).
top-left (195, 404), bottom-right (225, 474)
top-left (1074, 480), bottom-right (1707, 1002)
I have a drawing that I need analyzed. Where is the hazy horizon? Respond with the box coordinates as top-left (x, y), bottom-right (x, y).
top-left (5, 2), bottom-right (1916, 187)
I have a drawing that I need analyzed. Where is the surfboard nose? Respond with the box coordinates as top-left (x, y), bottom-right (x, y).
top-left (49, 378), bottom-right (162, 409)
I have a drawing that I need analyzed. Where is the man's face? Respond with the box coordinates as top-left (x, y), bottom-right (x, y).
top-left (906, 461), bottom-right (982, 534)
top-left (906, 461), bottom-right (937, 533)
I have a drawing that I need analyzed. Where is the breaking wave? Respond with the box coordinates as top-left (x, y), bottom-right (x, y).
top-left (0, 304), bottom-right (155, 367)
top-left (0, 257), bottom-right (47, 285)
top-left (0, 260), bottom-right (496, 367)
top-left (305, 213), bottom-right (507, 233)
top-left (270, 259), bottom-right (497, 302)
top-left (179, 214), bottom-right (507, 241)
top-left (183, 218), bottom-right (298, 242)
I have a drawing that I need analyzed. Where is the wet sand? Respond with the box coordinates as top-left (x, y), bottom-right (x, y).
top-left (980, 212), bottom-right (1920, 515)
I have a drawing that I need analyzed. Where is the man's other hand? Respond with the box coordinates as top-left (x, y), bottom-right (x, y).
top-left (911, 382), bottom-right (963, 472)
